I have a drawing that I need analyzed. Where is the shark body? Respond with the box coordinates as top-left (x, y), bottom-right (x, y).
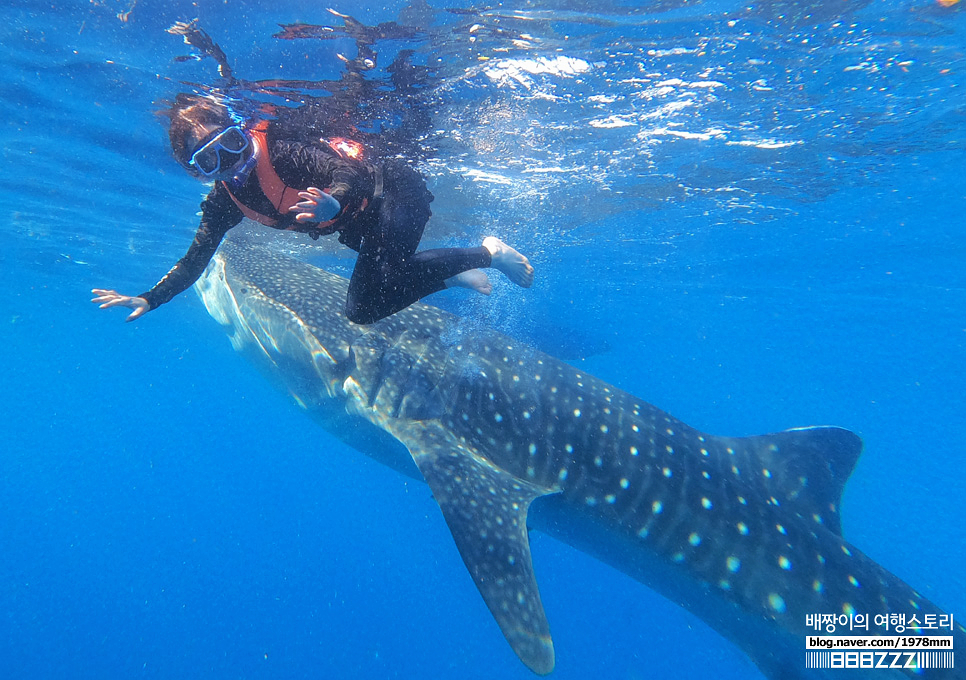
top-left (196, 235), bottom-right (965, 679)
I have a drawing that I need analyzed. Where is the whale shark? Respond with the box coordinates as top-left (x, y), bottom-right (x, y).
top-left (195, 234), bottom-right (965, 679)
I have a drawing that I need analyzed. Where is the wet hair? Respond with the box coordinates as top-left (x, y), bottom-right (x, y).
top-left (160, 93), bottom-right (234, 168)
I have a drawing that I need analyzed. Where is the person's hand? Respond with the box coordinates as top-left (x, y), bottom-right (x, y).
top-left (91, 289), bottom-right (150, 322)
top-left (290, 186), bottom-right (341, 223)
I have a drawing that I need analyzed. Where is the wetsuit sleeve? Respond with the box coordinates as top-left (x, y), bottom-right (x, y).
top-left (325, 162), bottom-right (358, 205)
top-left (139, 184), bottom-right (243, 310)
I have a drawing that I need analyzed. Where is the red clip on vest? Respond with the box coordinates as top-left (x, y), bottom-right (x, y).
top-left (325, 137), bottom-right (364, 160)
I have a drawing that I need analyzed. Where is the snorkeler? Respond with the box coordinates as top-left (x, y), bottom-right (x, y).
top-left (91, 94), bottom-right (534, 324)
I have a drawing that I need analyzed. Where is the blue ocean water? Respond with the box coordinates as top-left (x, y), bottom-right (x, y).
top-left (2, 1), bottom-right (964, 679)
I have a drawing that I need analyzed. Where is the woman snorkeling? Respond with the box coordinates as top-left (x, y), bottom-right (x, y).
top-left (92, 94), bottom-right (533, 324)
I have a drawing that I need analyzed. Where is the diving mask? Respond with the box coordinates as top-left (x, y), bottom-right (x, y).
top-left (189, 125), bottom-right (250, 177)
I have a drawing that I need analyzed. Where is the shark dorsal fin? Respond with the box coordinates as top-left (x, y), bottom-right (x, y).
top-left (395, 421), bottom-right (557, 675)
top-left (728, 426), bottom-right (863, 536)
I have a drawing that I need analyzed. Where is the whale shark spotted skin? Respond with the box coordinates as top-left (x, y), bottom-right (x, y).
top-left (196, 235), bottom-right (965, 679)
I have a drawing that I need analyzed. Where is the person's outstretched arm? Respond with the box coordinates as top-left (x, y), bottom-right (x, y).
top-left (92, 184), bottom-right (241, 320)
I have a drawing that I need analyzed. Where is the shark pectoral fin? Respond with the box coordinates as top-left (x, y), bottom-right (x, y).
top-left (400, 423), bottom-right (556, 675)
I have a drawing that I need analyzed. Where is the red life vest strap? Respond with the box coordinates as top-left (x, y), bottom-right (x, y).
top-left (251, 129), bottom-right (303, 219)
top-left (222, 128), bottom-right (305, 228)
top-left (225, 187), bottom-right (278, 227)
top-left (223, 125), bottom-right (366, 233)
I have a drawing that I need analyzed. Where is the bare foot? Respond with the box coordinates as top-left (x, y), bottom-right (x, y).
top-left (482, 237), bottom-right (534, 288)
top-left (446, 269), bottom-right (492, 295)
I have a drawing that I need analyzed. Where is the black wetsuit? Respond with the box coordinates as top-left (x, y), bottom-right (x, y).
top-left (140, 133), bottom-right (491, 324)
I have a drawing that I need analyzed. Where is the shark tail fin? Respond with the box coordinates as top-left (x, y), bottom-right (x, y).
top-left (734, 426), bottom-right (862, 536)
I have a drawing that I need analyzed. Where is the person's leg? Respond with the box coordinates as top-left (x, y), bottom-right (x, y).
top-left (346, 240), bottom-right (492, 324)
top-left (346, 163), bottom-right (491, 323)
top-left (345, 163), bottom-right (532, 324)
